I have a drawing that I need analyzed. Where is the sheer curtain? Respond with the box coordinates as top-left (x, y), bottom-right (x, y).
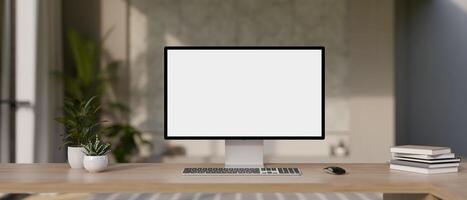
top-left (0, 0), bottom-right (13, 163)
top-left (13, 0), bottom-right (63, 163)
top-left (34, 0), bottom-right (64, 163)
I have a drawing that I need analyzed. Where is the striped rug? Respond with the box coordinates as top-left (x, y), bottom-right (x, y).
top-left (18, 193), bottom-right (382, 200)
top-left (85, 193), bottom-right (383, 200)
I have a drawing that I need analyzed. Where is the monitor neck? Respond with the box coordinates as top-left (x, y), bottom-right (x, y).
top-left (225, 140), bottom-right (264, 168)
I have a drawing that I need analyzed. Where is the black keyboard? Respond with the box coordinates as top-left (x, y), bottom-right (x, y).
top-left (182, 167), bottom-right (302, 176)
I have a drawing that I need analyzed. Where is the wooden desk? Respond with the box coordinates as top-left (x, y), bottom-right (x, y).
top-left (0, 163), bottom-right (465, 200)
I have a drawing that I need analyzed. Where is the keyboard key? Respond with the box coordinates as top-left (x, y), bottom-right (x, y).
top-left (293, 168), bottom-right (300, 174)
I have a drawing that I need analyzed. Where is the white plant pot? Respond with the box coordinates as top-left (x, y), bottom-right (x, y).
top-left (67, 146), bottom-right (85, 169)
top-left (83, 155), bottom-right (108, 173)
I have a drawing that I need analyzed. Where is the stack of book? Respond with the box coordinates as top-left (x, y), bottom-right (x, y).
top-left (390, 145), bottom-right (460, 174)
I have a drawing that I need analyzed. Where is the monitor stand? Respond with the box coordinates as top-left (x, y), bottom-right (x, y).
top-left (225, 140), bottom-right (264, 168)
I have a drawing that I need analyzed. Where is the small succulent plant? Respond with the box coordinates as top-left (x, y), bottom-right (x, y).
top-left (82, 135), bottom-right (111, 156)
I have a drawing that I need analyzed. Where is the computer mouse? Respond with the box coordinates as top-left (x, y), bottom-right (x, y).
top-left (323, 166), bottom-right (346, 175)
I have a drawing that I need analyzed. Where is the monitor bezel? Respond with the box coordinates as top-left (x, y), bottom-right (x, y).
top-left (164, 46), bottom-right (325, 140)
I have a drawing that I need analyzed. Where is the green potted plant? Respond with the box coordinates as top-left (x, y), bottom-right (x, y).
top-left (56, 96), bottom-right (102, 169)
top-left (82, 135), bottom-right (111, 173)
top-left (53, 28), bottom-right (151, 163)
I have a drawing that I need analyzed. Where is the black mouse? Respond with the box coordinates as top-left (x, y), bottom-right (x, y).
top-left (323, 166), bottom-right (346, 175)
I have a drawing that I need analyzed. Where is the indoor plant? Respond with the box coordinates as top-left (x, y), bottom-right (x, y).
top-left (56, 96), bottom-right (102, 169)
top-left (54, 28), bottom-right (150, 162)
top-left (82, 135), bottom-right (111, 173)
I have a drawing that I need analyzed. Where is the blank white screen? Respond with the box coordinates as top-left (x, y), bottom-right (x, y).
top-left (167, 49), bottom-right (322, 137)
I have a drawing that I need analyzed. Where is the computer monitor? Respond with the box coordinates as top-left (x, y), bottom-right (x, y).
top-left (165, 46), bottom-right (324, 167)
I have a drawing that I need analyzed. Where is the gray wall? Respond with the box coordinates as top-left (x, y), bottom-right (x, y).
top-left (128, 0), bottom-right (396, 162)
top-left (128, 0), bottom-right (350, 133)
top-left (397, 0), bottom-right (467, 156)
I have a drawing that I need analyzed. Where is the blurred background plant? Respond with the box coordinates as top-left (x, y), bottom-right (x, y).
top-left (54, 28), bottom-right (151, 162)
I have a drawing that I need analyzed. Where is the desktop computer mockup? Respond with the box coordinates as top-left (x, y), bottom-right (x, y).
top-left (165, 46), bottom-right (324, 175)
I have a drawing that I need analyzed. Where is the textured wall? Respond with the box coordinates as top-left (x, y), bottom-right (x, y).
top-left (129, 0), bottom-right (350, 134)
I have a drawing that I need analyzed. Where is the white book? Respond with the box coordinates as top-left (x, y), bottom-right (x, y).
top-left (390, 160), bottom-right (460, 168)
top-left (392, 153), bottom-right (455, 159)
top-left (393, 156), bottom-right (461, 164)
top-left (390, 145), bottom-right (450, 155)
top-left (390, 164), bottom-right (458, 174)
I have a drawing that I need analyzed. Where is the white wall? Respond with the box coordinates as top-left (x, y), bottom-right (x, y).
top-left (347, 0), bottom-right (395, 162)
